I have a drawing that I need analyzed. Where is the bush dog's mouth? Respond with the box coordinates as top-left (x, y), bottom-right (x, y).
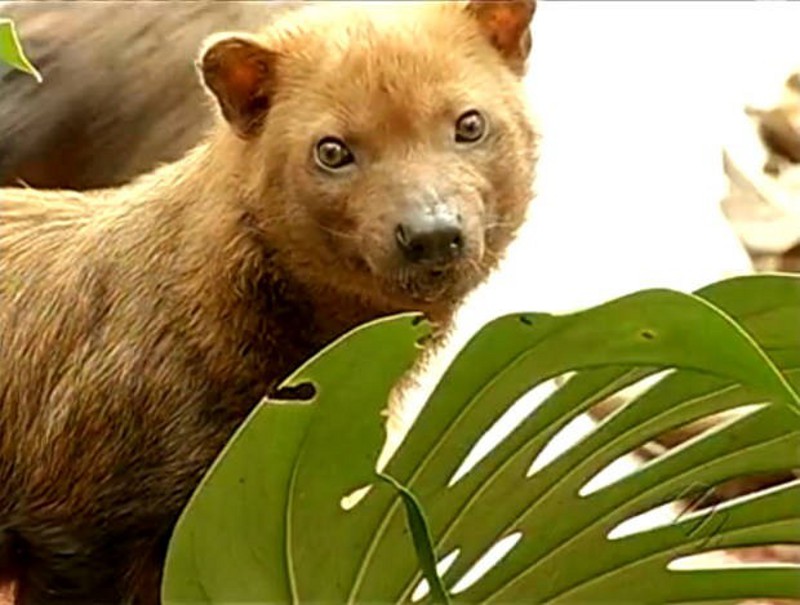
top-left (389, 260), bottom-right (484, 305)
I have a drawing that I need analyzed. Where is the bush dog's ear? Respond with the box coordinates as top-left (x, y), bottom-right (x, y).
top-left (199, 34), bottom-right (277, 139)
top-left (466, 0), bottom-right (536, 75)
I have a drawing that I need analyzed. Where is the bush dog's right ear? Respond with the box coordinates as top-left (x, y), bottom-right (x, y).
top-left (199, 34), bottom-right (278, 139)
top-left (466, 0), bottom-right (537, 76)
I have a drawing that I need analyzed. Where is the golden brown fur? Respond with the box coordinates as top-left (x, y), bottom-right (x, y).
top-left (0, 2), bottom-right (537, 603)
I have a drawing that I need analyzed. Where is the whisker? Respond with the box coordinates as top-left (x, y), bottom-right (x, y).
top-left (484, 221), bottom-right (517, 231)
top-left (317, 224), bottom-right (360, 240)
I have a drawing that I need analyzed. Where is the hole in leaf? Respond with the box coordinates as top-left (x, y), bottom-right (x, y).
top-left (607, 501), bottom-right (681, 539)
top-left (529, 371), bottom-right (670, 479)
top-left (700, 470), bottom-right (800, 503)
top-left (451, 532), bottom-right (522, 595)
top-left (607, 481), bottom-right (725, 541)
top-left (640, 406), bottom-right (762, 456)
top-left (588, 370), bottom-right (674, 426)
top-left (580, 403), bottom-right (765, 497)
top-left (669, 545), bottom-right (800, 570)
top-left (608, 472), bottom-right (799, 541)
top-left (340, 485), bottom-right (373, 511)
top-left (578, 451), bottom-right (645, 496)
top-left (270, 382), bottom-right (316, 401)
top-left (450, 377), bottom-right (565, 487)
top-left (410, 549), bottom-right (460, 602)
top-left (528, 412), bottom-right (595, 476)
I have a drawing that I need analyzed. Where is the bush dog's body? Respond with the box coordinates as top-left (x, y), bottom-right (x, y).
top-left (0, 0), bottom-right (297, 190)
top-left (0, 2), bottom-right (538, 603)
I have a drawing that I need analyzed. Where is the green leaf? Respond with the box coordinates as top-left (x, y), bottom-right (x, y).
top-left (163, 274), bottom-right (800, 604)
top-left (0, 18), bottom-right (41, 82)
top-left (163, 313), bottom-right (431, 604)
top-left (379, 472), bottom-right (451, 605)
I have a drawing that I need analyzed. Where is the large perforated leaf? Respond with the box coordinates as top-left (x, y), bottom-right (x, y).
top-left (163, 274), bottom-right (800, 604)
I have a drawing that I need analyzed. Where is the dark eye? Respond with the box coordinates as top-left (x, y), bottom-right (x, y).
top-left (455, 110), bottom-right (487, 144)
top-left (315, 137), bottom-right (354, 170)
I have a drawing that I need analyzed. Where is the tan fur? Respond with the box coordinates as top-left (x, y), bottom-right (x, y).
top-left (0, 2), bottom-right (537, 603)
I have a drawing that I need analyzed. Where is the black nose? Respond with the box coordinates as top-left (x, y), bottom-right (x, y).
top-left (395, 211), bottom-right (465, 265)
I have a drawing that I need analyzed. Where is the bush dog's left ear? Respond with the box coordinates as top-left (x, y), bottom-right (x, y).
top-left (466, 0), bottom-right (537, 76)
top-left (199, 34), bottom-right (277, 139)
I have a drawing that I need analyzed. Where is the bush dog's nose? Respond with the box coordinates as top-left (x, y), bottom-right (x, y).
top-left (395, 210), bottom-right (465, 266)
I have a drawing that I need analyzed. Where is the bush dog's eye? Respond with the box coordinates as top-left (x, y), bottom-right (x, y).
top-left (315, 137), bottom-right (354, 170)
top-left (455, 110), bottom-right (487, 143)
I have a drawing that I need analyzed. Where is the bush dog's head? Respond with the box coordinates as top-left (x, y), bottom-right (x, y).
top-left (199, 1), bottom-right (537, 317)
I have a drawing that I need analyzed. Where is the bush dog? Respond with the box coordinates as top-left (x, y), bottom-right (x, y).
top-left (0, 1), bottom-right (538, 603)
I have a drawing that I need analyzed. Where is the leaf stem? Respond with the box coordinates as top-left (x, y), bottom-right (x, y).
top-left (378, 473), bottom-right (451, 605)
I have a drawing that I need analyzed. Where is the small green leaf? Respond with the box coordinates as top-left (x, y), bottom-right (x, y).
top-left (379, 472), bottom-right (451, 605)
top-left (0, 18), bottom-right (42, 82)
